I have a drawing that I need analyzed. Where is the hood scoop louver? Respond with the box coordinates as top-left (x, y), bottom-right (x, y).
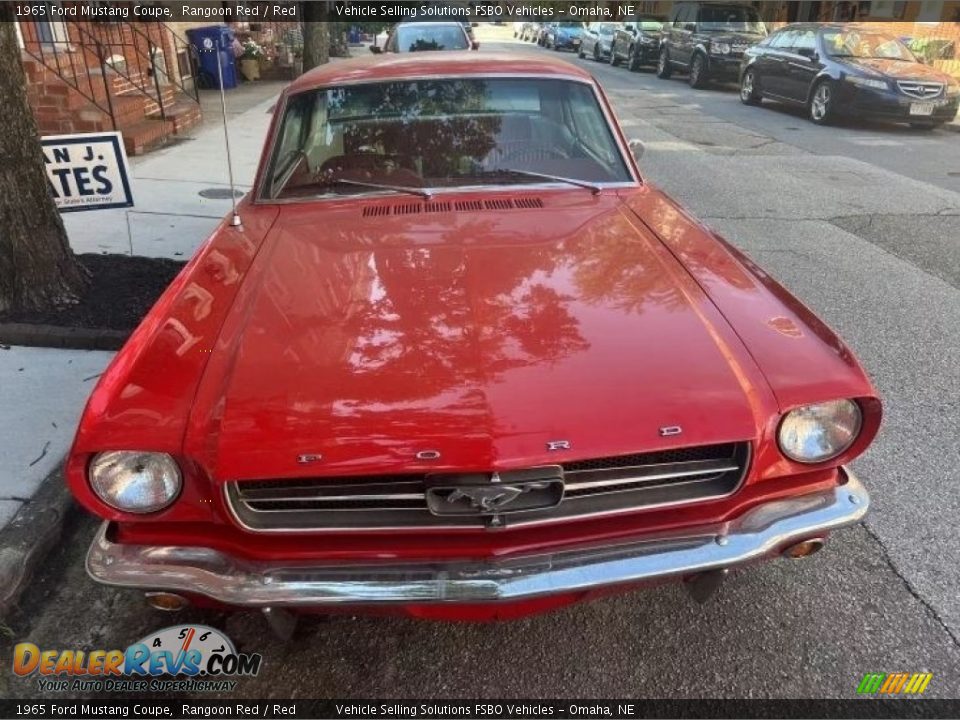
top-left (362, 197), bottom-right (543, 218)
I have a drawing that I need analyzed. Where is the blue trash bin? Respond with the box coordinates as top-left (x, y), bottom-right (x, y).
top-left (187, 26), bottom-right (237, 90)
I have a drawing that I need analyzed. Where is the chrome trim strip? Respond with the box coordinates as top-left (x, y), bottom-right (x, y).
top-left (87, 469), bottom-right (868, 605)
top-left (564, 464), bottom-right (738, 492)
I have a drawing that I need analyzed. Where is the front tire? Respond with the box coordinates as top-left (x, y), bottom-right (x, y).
top-left (740, 68), bottom-right (762, 105)
top-left (610, 46), bottom-right (620, 66)
top-left (688, 52), bottom-right (708, 89)
top-left (656, 47), bottom-right (672, 78)
top-left (578, 45), bottom-right (585, 59)
top-left (593, 45), bottom-right (600, 62)
top-left (809, 80), bottom-right (835, 125)
top-left (628, 46), bottom-right (641, 72)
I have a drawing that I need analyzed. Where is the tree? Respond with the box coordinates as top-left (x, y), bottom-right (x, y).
top-left (301, 1), bottom-right (330, 71)
top-left (0, 8), bottom-right (87, 313)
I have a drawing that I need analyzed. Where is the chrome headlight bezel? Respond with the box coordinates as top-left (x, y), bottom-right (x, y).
top-left (777, 400), bottom-right (863, 464)
top-left (89, 451), bottom-right (182, 514)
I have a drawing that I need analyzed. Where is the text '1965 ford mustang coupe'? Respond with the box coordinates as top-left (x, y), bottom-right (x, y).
top-left (68, 52), bottom-right (881, 630)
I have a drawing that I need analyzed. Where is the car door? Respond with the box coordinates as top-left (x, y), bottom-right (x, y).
top-left (582, 25), bottom-right (598, 55)
top-left (782, 28), bottom-right (823, 102)
top-left (674, 4), bottom-right (696, 67)
top-left (757, 29), bottom-right (795, 97)
top-left (614, 22), bottom-right (636, 60)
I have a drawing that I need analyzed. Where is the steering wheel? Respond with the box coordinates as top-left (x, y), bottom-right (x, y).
top-left (498, 146), bottom-right (570, 164)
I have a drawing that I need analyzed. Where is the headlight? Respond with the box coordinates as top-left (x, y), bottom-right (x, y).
top-left (89, 451), bottom-right (182, 513)
top-left (845, 75), bottom-right (888, 90)
top-left (778, 400), bottom-right (862, 464)
top-left (947, 84), bottom-right (960, 97)
top-left (711, 42), bottom-right (731, 55)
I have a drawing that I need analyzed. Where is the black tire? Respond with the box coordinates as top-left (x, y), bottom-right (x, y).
top-left (593, 45), bottom-right (600, 62)
top-left (628, 46), bottom-right (641, 72)
top-left (610, 46), bottom-right (620, 66)
top-left (656, 47), bottom-right (672, 78)
top-left (910, 122), bottom-right (943, 130)
top-left (688, 52), bottom-right (709, 89)
top-left (740, 68), bottom-right (762, 105)
top-left (578, 45), bottom-right (585, 59)
top-left (808, 79), bottom-right (835, 125)
top-left (553, 42), bottom-right (562, 51)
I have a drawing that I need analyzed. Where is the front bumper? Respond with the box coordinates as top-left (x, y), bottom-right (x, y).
top-left (842, 86), bottom-right (960, 123)
top-left (86, 469), bottom-right (868, 607)
top-left (706, 54), bottom-right (743, 79)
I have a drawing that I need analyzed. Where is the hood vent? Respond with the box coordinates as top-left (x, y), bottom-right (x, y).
top-left (361, 197), bottom-right (543, 218)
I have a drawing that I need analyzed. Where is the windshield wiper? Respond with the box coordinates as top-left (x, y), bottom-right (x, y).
top-left (320, 178), bottom-right (434, 199)
top-left (481, 168), bottom-right (603, 195)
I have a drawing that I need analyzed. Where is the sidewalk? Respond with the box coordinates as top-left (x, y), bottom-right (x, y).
top-left (0, 78), bottom-right (288, 615)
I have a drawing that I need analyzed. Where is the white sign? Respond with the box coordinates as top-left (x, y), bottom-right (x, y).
top-left (42, 132), bottom-right (133, 213)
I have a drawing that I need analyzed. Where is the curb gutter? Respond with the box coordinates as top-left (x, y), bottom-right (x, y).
top-left (0, 461), bottom-right (75, 618)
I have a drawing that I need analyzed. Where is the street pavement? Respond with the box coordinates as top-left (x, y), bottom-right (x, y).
top-left (3, 33), bottom-right (960, 700)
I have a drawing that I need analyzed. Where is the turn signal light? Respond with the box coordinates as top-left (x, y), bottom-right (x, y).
top-left (782, 538), bottom-right (825, 559)
top-left (145, 592), bottom-right (189, 611)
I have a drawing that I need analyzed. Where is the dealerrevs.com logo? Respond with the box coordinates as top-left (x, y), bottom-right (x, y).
top-left (13, 624), bottom-right (262, 693)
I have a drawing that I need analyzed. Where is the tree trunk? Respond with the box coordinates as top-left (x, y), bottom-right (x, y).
top-left (300, 2), bottom-right (330, 72)
top-left (0, 9), bottom-right (87, 314)
top-left (329, 21), bottom-right (349, 57)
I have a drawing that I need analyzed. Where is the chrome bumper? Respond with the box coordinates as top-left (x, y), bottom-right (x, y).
top-left (86, 469), bottom-right (868, 606)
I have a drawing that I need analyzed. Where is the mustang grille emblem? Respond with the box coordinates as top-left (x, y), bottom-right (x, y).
top-left (446, 485), bottom-right (529, 512)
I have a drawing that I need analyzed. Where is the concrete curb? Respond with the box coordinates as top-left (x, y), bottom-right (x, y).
top-left (0, 461), bottom-right (76, 619)
top-left (0, 323), bottom-right (127, 351)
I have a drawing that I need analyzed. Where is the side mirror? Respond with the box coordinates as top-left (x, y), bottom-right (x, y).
top-left (797, 47), bottom-right (817, 60)
top-left (472, 41), bottom-right (480, 50)
top-left (628, 138), bottom-right (645, 164)
top-left (370, 45), bottom-right (382, 54)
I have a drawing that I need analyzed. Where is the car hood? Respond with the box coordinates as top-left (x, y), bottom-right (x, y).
top-left (839, 57), bottom-right (954, 82)
top-left (187, 192), bottom-right (769, 481)
top-left (703, 31), bottom-right (765, 43)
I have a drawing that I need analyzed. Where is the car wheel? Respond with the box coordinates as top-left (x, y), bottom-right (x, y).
top-left (593, 45), bottom-right (600, 62)
top-left (909, 122), bottom-right (942, 130)
top-left (610, 46), bottom-right (620, 66)
top-left (554, 42), bottom-right (562, 51)
top-left (656, 47), bottom-right (672, 78)
top-left (628, 46), bottom-right (641, 72)
top-left (740, 68), bottom-right (762, 105)
top-left (688, 53), bottom-right (708, 89)
top-left (578, 45), bottom-right (585, 59)
top-left (809, 80), bottom-right (835, 125)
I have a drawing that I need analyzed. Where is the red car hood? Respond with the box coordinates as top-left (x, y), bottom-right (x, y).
top-left (186, 192), bottom-right (771, 481)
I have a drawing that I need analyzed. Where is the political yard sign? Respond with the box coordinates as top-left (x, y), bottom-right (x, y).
top-left (42, 132), bottom-right (133, 213)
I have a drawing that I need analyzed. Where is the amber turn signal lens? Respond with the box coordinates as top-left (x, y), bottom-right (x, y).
top-left (782, 538), bottom-right (825, 559)
top-left (145, 592), bottom-right (189, 611)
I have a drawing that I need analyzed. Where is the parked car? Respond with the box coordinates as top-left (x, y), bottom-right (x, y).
top-left (740, 24), bottom-right (960, 129)
top-left (610, 17), bottom-right (666, 70)
top-left (72, 52), bottom-right (880, 627)
top-left (513, 21), bottom-right (525, 38)
top-left (536, 22), bottom-right (553, 46)
top-left (657, 1), bottom-right (767, 87)
top-left (544, 21), bottom-right (584, 52)
top-left (578, 22), bottom-right (618, 62)
top-left (373, 22), bottom-right (477, 53)
top-left (521, 22), bottom-right (543, 42)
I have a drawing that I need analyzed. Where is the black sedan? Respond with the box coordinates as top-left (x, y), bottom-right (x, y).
top-left (740, 24), bottom-right (960, 129)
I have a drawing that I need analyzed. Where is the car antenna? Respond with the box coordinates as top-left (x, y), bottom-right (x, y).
top-left (215, 48), bottom-right (242, 228)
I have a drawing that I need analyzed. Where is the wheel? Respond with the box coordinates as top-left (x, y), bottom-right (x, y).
top-left (656, 47), bottom-right (672, 78)
top-left (628, 46), bottom-right (641, 72)
top-left (809, 80), bottom-right (835, 125)
top-left (610, 46), bottom-right (620, 66)
top-left (688, 52), bottom-right (708, 89)
top-left (909, 122), bottom-right (943, 130)
top-left (553, 41), bottom-right (562, 52)
top-left (740, 68), bottom-right (762, 105)
top-left (593, 45), bottom-right (600, 62)
top-left (578, 44), bottom-right (585, 59)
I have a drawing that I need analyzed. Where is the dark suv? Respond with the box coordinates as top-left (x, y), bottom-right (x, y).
top-left (657, 2), bottom-right (767, 87)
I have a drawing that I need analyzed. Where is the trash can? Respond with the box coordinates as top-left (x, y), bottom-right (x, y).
top-left (187, 25), bottom-right (237, 90)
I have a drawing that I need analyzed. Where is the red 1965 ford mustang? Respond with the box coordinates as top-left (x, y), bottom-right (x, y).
top-left (68, 52), bottom-right (880, 631)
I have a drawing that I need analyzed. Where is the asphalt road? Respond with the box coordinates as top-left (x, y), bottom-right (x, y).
top-left (4, 37), bottom-right (960, 700)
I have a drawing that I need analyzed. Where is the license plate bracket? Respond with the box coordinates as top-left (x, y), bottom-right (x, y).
top-left (910, 102), bottom-right (935, 116)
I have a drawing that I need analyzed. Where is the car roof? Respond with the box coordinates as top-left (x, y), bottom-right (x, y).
top-left (287, 52), bottom-right (594, 94)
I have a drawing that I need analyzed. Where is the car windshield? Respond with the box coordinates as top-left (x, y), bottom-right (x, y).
top-left (597, 24), bottom-right (616, 35)
top-left (265, 78), bottom-right (633, 200)
top-left (822, 30), bottom-right (916, 61)
top-left (698, 6), bottom-right (766, 33)
top-left (394, 25), bottom-right (468, 52)
top-left (638, 20), bottom-right (665, 30)
top-left (556, 22), bottom-right (583, 29)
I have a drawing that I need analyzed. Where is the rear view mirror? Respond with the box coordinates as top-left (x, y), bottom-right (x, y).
top-left (628, 138), bottom-right (645, 164)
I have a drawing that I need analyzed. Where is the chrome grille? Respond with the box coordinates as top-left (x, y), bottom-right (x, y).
top-left (226, 443), bottom-right (750, 532)
top-left (897, 81), bottom-right (944, 100)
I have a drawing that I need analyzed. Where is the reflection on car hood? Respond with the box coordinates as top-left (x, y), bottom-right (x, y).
top-left (839, 56), bottom-right (954, 82)
top-left (703, 32), bottom-right (764, 43)
top-left (192, 192), bottom-right (767, 481)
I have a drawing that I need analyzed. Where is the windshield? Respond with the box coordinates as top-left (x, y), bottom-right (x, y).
top-left (393, 25), bottom-right (468, 52)
top-left (265, 79), bottom-right (633, 200)
top-left (822, 30), bottom-right (916, 60)
top-left (638, 20), bottom-right (665, 30)
top-left (596, 23), bottom-right (616, 35)
top-left (698, 6), bottom-right (766, 33)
